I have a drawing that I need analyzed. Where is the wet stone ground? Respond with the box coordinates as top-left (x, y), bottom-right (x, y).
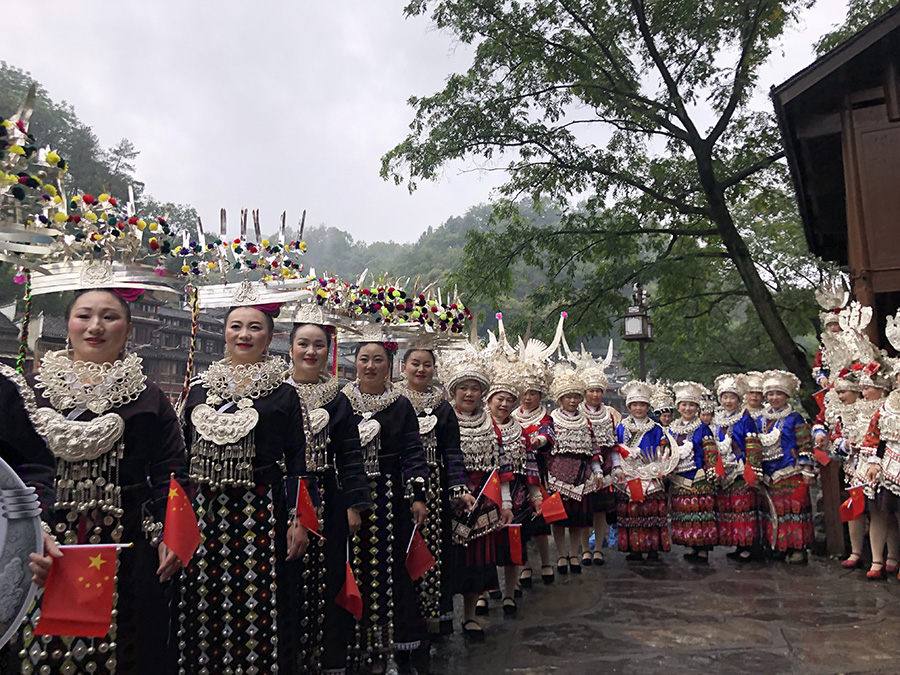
top-left (428, 546), bottom-right (900, 674)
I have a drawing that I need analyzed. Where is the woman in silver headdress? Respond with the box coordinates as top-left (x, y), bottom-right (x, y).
top-left (14, 289), bottom-right (189, 675)
top-left (180, 304), bottom-right (309, 674)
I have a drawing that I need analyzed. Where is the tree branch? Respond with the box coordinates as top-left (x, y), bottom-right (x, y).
top-left (720, 150), bottom-right (786, 190)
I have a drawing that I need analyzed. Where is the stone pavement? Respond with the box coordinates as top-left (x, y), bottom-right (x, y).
top-left (429, 548), bottom-right (900, 674)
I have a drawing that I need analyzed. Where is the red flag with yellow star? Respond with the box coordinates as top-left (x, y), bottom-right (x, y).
top-left (295, 477), bottom-right (319, 534)
top-left (164, 476), bottom-right (201, 564)
top-left (479, 469), bottom-right (502, 507)
top-left (35, 544), bottom-right (119, 638)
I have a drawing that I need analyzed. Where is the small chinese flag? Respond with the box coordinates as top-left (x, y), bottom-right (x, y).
top-left (163, 477), bottom-right (201, 564)
top-left (335, 562), bottom-right (363, 619)
top-left (813, 389), bottom-right (827, 414)
top-left (791, 481), bottom-right (808, 502)
top-left (617, 444), bottom-right (630, 459)
top-left (405, 528), bottom-right (436, 581)
top-left (715, 454), bottom-right (726, 478)
top-left (814, 448), bottom-right (831, 466)
top-left (839, 486), bottom-right (866, 522)
top-left (540, 490), bottom-right (567, 524)
top-left (480, 469), bottom-right (502, 508)
top-left (295, 478), bottom-right (319, 534)
top-left (508, 524), bottom-right (524, 565)
top-left (743, 462), bottom-right (757, 488)
top-left (627, 478), bottom-right (645, 503)
top-left (35, 545), bottom-right (119, 638)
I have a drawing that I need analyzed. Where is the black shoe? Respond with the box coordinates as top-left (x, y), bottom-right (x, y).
top-left (462, 620), bottom-right (485, 641)
top-left (646, 551), bottom-right (660, 562)
top-left (514, 585), bottom-right (523, 598)
top-left (582, 552), bottom-right (593, 567)
top-left (475, 597), bottom-right (489, 616)
top-left (592, 551), bottom-right (605, 566)
top-left (557, 556), bottom-right (569, 574)
top-left (625, 552), bottom-right (644, 561)
top-left (519, 567), bottom-right (533, 588)
top-left (726, 548), bottom-right (744, 560)
top-left (488, 589), bottom-right (502, 600)
top-left (541, 565), bottom-right (555, 584)
top-left (569, 555), bottom-right (582, 574)
top-left (502, 597), bottom-right (518, 615)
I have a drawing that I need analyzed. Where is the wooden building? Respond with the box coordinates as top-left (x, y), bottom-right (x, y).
top-left (772, 5), bottom-right (900, 555)
top-left (772, 4), bottom-right (900, 344)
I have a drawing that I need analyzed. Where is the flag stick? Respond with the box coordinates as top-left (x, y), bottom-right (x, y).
top-left (406, 523), bottom-right (418, 555)
top-left (59, 543), bottom-right (134, 550)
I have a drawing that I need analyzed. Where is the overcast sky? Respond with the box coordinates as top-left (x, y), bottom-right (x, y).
top-left (3, 1), bottom-right (848, 244)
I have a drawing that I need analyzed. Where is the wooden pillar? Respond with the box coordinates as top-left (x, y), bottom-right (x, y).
top-left (820, 461), bottom-right (845, 555)
top-left (840, 96), bottom-right (878, 343)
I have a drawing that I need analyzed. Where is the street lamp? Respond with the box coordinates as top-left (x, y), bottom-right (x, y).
top-left (622, 283), bottom-right (653, 380)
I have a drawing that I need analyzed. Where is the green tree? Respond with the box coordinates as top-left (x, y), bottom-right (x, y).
top-left (0, 62), bottom-right (142, 199)
top-left (814, 0), bottom-right (898, 55)
top-left (383, 0), bottom-right (836, 400)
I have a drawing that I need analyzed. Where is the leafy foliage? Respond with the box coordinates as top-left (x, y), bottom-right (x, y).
top-left (814, 0), bottom-right (898, 55)
top-left (384, 0), bottom-right (840, 400)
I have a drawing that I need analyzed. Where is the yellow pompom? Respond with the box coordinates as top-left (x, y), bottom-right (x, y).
top-left (173, 246), bottom-right (182, 254)
top-left (52, 212), bottom-right (68, 223)
top-left (261, 239), bottom-right (270, 247)
top-left (207, 261), bottom-right (216, 269)
top-left (137, 220), bottom-right (147, 230)
top-left (181, 265), bottom-right (190, 274)
top-left (44, 184), bottom-right (57, 197)
top-left (53, 195), bottom-right (62, 203)
top-left (85, 212), bottom-right (98, 222)
top-left (298, 242), bottom-right (307, 251)
top-left (148, 222), bottom-right (158, 231)
top-left (281, 268), bottom-right (292, 278)
top-left (9, 145), bottom-right (25, 156)
top-left (98, 193), bottom-right (110, 202)
top-left (1, 120), bottom-right (12, 128)
top-left (46, 151), bottom-right (61, 165)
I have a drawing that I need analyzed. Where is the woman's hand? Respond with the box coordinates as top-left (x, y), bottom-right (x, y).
top-left (286, 517), bottom-right (309, 561)
top-left (500, 507), bottom-right (514, 527)
top-left (411, 500), bottom-right (427, 528)
top-left (530, 433), bottom-right (547, 449)
top-left (347, 508), bottom-right (362, 535)
top-left (157, 542), bottom-right (183, 583)
top-left (814, 433), bottom-right (827, 449)
top-left (613, 468), bottom-right (625, 485)
top-left (29, 532), bottom-right (62, 587)
top-left (458, 493), bottom-right (477, 513)
top-left (866, 463), bottom-right (881, 484)
top-left (532, 498), bottom-right (543, 517)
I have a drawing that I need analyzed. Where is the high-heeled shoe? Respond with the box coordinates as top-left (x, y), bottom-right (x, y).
top-left (867, 562), bottom-right (885, 580)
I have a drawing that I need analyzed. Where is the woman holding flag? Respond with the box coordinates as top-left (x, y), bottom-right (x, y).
top-left (483, 339), bottom-right (541, 617)
top-left (398, 344), bottom-right (473, 640)
top-left (286, 298), bottom-right (374, 674)
top-left (756, 370), bottom-right (815, 564)
top-left (711, 374), bottom-right (763, 562)
top-left (546, 362), bottom-right (600, 574)
top-left (666, 381), bottom-right (718, 563)
top-left (341, 333), bottom-right (429, 673)
top-left (179, 302), bottom-right (309, 674)
top-left (13, 287), bottom-right (189, 675)
top-left (614, 381), bottom-right (672, 561)
top-left (437, 343), bottom-right (504, 640)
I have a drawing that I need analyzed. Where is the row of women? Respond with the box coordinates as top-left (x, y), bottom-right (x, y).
top-left (811, 306), bottom-right (900, 580)
top-left (3, 288), bottom-right (827, 675)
